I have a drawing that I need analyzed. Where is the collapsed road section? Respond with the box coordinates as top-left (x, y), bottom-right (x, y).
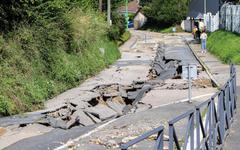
top-left (0, 81), bottom-right (155, 130)
top-left (0, 40), bottom-right (210, 131)
top-left (0, 32), bottom-right (218, 150)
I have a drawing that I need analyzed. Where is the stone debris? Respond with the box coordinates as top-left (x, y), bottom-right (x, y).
top-left (166, 83), bottom-right (189, 90)
top-left (132, 102), bottom-right (152, 113)
top-left (72, 110), bottom-right (96, 126)
top-left (193, 78), bottom-right (213, 88)
top-left (106, 100), bottom-right (125, 115)
top-left (0, 82), bottom-right (155, 130)
top-left (89, 138), bottom-right (119, 149)
top-left (0, 127), bottom-right (6, 136)
top-left (84, 104), bottom-right (118, 121)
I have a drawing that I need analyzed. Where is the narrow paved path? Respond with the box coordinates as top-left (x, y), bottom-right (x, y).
top-left (189, 41), bottom-right (240, 150)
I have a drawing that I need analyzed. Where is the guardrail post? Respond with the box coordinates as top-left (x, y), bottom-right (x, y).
top-left (218, 90), bottom-right (225, 144)
top-left (154, 130), bottom-right (164, 150)
top-left (196, 108), bottom-right (201, 150)
top-left (169, 124), bottom-right (174, 150)
top-left (190, 113), bottom-right (194, 150)
top-left (230, 79), bottom-right (235, 119)
top-left (234, 74), bottom-right (237, 112)
top-left (224, 85), bottom-right (230, 130)
top-left (212, 98), bottom-right (217, 150)
top-left (209, 98), bottom-right (213, 149)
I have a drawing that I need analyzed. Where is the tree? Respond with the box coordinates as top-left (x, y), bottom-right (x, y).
top-left (142, 0), bottom-right (189, 25)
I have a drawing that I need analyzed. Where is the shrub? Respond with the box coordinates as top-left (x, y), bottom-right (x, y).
top-left (0, 4), bottom-right (121, 115)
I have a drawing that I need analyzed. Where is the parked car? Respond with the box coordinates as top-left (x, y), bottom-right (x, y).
top-left (128, 21), bottom-right (134, 28)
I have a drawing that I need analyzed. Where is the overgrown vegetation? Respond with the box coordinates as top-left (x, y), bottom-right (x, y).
top-left (207, 30), bottom-right (240, 64)
top-left (0, 0), bottom-right (127, 115)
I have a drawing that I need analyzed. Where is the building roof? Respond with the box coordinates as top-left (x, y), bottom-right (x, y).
top-left (118, 0), bottom-right (140, 13)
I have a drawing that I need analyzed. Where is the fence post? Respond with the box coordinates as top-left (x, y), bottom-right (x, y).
top-left (169, 124), bottom-right (174, 150)
top-left (154, 130), bottom-right (164, 150)
top-left (212, 98), bottom-right (217, 150)
top-left (190, 113), bottom-right (194, 150)
top-left (225, 84), bottom-right (231, 128)
top-left (196, 108), bottom-right (201, 150)
top-left (230, 79), bottom-right (235, 119)
top-left (219, 90), bottom-right (225, 144)
top-left (208, 98), bottom-right (213, 149)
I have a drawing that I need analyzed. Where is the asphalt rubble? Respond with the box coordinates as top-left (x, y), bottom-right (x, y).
top-left (0, 43), bottom-right (212, 131)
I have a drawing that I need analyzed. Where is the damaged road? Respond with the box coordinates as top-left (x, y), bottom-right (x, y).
top-left (0, 30), bottom-right (216, 150)
top-left (0, 82), bottom-right (154, 130)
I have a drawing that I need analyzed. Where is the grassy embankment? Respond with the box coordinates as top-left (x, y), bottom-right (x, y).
top-left (0, 7), bottom-right (130, 116)
top-left (207, 30), bottom-right (240, 64)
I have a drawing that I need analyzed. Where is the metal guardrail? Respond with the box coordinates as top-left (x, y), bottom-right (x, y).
top-left (120, 126), bottom-right (164, 150)
top-left (120, 65), bottom-right (237, 150)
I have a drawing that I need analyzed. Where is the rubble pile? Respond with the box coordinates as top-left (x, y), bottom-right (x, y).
top-left (148, 44), bottom-right (180, 80)
top-left (0, 82), bottom-right (154, 130)
top-left (39, 82), bottom-right (154, 129)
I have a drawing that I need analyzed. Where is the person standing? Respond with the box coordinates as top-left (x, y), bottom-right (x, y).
top-left (192, 26), bottom-right (198, 39)
top-left (200, 30), bottom-right (208, 53)
top-left (199, 18), bottom-right (205, 33)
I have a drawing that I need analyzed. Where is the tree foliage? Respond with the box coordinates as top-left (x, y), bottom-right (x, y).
top-left (142, 0), bottom-right (189, 25)
top-left (0, 0), bottom-right (126, 115)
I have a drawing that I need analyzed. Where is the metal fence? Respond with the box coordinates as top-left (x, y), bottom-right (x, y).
top-left (221, 4), bottom-right (240, 34)
top-left (204, 12), bottom-right (220, 32)
top-left (120, 126), bottom-right (164, 150)
top-left (120, 65), bottom-right (237, 150)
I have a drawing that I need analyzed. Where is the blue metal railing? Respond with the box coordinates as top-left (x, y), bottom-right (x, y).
top-left (120, 65), bottom-right (237, 150)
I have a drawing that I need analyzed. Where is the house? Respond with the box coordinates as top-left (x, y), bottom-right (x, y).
top-left (188, 0), bottom-right (220, 19)
top-left (118, 0), bottom-right (140, 14)
top-left (133, 11), bottom-right (147, 29)
top-left (182, 0), bottom-right (221, 32)
top-left (118, 0), bottom-right (147, 29)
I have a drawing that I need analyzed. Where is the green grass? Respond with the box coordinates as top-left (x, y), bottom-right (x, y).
top-left (0, 8), bottom-right (121, 116)
top-left (117, 31), bottom-right (131, 46)
top-left (207, 30), bottom-right (240, 64)
top-left (141, 24), bottom-right (183, 33)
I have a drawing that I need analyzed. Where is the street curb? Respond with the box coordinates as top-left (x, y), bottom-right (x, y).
top-left (185, 39), bottom-right (220, 88)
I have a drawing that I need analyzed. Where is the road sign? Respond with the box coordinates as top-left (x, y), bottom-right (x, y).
top-left (182, 64), bottom-right (197, 103)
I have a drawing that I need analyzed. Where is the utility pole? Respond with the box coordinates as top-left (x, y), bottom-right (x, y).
top-left (99, 0), bottom-right (102, 12)
top-left (125, 0), bottom-right (129, 30)
top-left (204, 0), bottom-right (207, 14)
top-left (107, 0), bottom-right (112, 26)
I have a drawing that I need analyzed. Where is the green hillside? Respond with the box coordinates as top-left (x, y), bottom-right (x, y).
top-left (0, 0), bottom-right (127, 115)
top-left (207, 30), bottom-right (240, 64)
